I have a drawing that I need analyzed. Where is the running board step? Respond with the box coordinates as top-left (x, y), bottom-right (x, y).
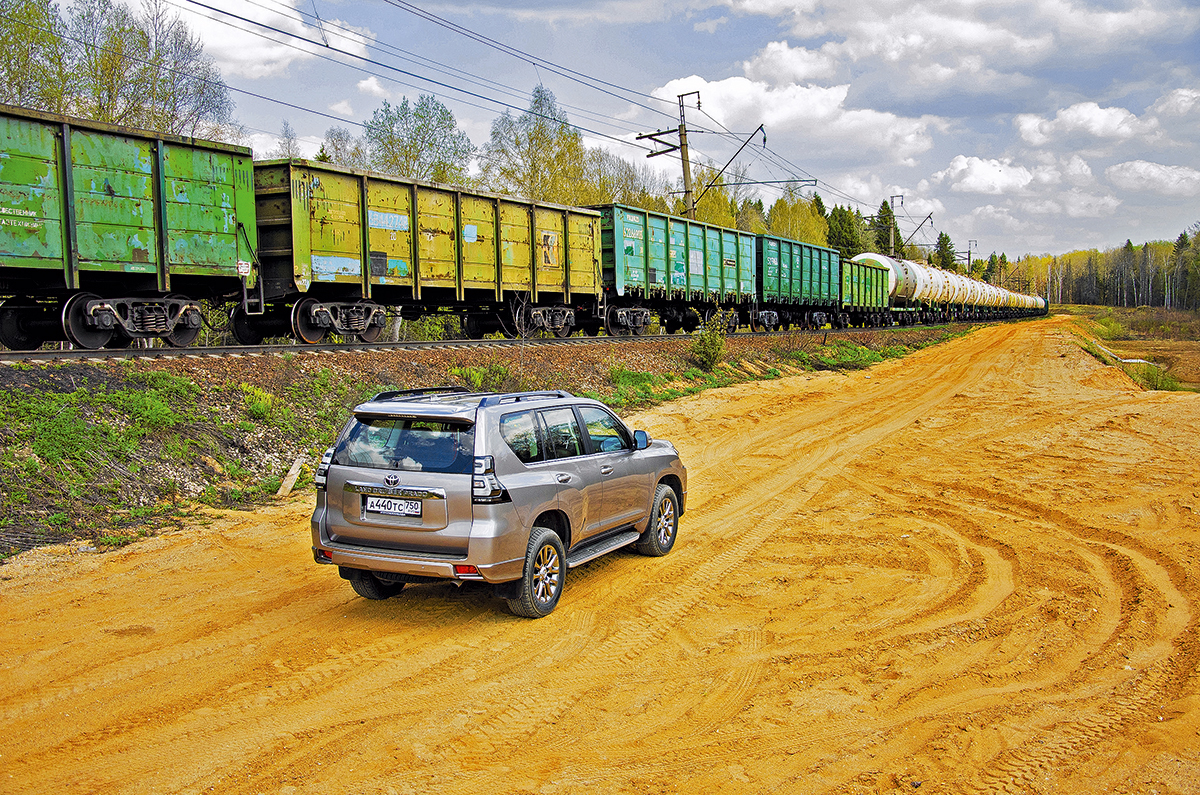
top-left (566, 530), bottom-right (640, 568)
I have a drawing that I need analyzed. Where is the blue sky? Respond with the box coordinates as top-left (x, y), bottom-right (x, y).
top-left (164, 0), bottom-right (1200, 259)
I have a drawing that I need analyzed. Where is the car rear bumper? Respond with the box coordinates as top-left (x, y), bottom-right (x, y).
top-left (314, 542), bottom-right (524, 583)
top-left (312, 505), bottom-right (525, 584)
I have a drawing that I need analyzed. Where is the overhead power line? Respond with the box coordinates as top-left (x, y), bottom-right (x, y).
top-left (174, 0), bottom-right (657, 154)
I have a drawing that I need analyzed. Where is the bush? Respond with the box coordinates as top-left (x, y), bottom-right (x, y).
top-left (689, 314), bottom-right (727, 371)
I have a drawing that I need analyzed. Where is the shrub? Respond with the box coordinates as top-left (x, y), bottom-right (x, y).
top-left (689, 313), bottom-right (727, 371)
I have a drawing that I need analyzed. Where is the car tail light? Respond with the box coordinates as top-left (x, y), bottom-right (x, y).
top-left (454, 564), bottom-right (481, 577)
top-left (314, 447), bottom-right (334, 491)
top-left (472, 456), bottom-right (509, 503)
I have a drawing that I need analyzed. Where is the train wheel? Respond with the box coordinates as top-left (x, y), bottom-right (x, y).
top-left (108, 328), bottom-right (135, 349)
top-left (163, 294), bottom-right (202, 348)
top-left (0, 298), bottom-right (43, 350)
top-left (358, 323), bottom-right (385, 343)
top-left (62, 292), bottom-right (112, 350)
top-left (291, 297), bottom-right (328, 344)
top-left (604, 306), bottom-right (627, 336)
top-left (230, 306), bottom-right (265, 345)
top-left (463, 314), bottom-right (486, 339)
top-left (553, 322), bottom-right (573, 338)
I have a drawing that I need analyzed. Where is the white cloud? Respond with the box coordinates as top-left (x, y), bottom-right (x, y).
top-left (246, 132), bottom-right (323, 160)
top-left (655, 75), bottom-right (936, 164)
top-left (171, 1), bottom-right (374, 79)
top-left (1061, 155), bottom-right (1094, 187)
top-left (1058, 189), bottom-right (1121, 218)
top-left (743, 41), bottom-right (839, 84)
top-left (1106, 161), bottom-right (1200, 197)
top-left (934, 156), bottom-right (1035, 195)
top-left (968, 205), bottom-right (1028, 234)
top-left (726, 0), bottom-right (1200, 56)
top-left (357, 77), bottom-right (392, 99)
top-left (1150, 88), bottom-right (1200, 117)
top-left (330, 100), bottom-right (354, 117)
top-left (694, 16), bottom-right (728, 33)
top-left (1015, 102), bottom-right (1159, 146)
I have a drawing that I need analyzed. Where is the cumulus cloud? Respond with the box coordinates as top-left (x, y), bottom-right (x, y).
top-left (1106, 161), bottom-right (1200, 197)
top-left (1150, 88), bottom-right (1200, 117)
top-left (934, 156), bottom-right (1036, 195)
top-left (973, 204), bottom-right (1026, 231)
top-left (743, 41), bottom-right (839, 84)
top-left (725, 0), bottom-right (1199, 57)
top-left (174, 0), bottom-right (374, 79)
top-left (654, 75), bottom-right (936, 164)
top-left (1058, 189), bottom-right (1121, 218)
top-left (357, 77), bottom-right (391, 99)
top-left (329, 100), bottom-right (354, 117)
top-left (1015, 102), bottom-right (1159, 146)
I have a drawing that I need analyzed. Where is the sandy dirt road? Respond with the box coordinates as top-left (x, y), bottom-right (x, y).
top-left (3, 315), bottom-right (1199, 794)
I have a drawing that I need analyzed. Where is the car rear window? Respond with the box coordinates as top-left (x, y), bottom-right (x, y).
top-left (333, 417), bottom-right (474, 474)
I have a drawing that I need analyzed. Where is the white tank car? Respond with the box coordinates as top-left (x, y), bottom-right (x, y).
top-left (926, 267), bottom-right (949, 303)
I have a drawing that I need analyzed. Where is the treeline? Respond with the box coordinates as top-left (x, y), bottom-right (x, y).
top-left (0, 0), bottom-right (234, 138)
top-left (1003, 232), bottom-right (1200, 309)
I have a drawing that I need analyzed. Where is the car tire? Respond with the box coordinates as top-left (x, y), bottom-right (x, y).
top-left (506, 526), bottom-right (566, 618)
top-left (636, 484), bottom-right (678, 557)
top-left (347, 570), bottom-right (403, 600)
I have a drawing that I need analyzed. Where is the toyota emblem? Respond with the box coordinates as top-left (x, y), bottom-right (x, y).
top-left (384, 474), bottom-right (400, 487)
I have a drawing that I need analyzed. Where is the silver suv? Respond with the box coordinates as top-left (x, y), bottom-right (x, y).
top-left (311, 387), bottom-right (687, 618)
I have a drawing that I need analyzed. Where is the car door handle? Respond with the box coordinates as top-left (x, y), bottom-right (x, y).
top-left (556, 474), bottom-right (572, 483)
top-left (600, 465), bottom-right (614, 475)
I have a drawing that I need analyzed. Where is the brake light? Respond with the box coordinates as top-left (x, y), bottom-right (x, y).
top-left (472, 456), bottom-right (508, 503)
top-left (454, 564), bottom-right (481, 577)
top-left (314, 447), bottom-right (334, 491)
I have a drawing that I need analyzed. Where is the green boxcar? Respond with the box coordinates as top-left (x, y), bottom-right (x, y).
top-left (594, 204), bottom-right (755, 302)
top-left (0, 104), bottom-right (256, 291)
top-left (840, 256), bottom-right (889, 317)
top-left (248, 160), bottom-right (601, 343)
top-left (0, 103), bottom-right (257, 349)
top-left (755, 235), bottom-right (840, 307)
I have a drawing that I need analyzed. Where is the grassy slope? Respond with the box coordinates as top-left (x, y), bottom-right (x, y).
top-left (1, 325), bottom-right (974, 558)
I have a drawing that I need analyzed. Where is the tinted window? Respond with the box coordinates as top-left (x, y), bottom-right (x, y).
top-left (499, 410), bottom-right (543, 464)
top-left (578, 406), bottom-right (631, 453)
top-left (540, 407), bottom-right (584, 459)
top-left (333, 417), bottom-right (474, 474)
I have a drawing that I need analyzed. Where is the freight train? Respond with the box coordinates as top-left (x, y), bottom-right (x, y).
top-left (0, 104), bottom-right (1046, 351)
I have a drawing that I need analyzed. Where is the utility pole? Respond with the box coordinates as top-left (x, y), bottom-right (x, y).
top-left (968, 240), bottom-right (977, 276)
top-left (678, 92), bottom-right (698, 219)
top-left (888, 195), bottom-right (904, 257)
top-left (637, 91), bottom-right (700, 219)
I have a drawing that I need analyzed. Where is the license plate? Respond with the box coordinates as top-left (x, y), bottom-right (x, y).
top-left (364, 495), bottom-right (422, 517)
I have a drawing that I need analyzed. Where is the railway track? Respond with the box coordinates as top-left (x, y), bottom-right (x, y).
top-left (0, 323), bottom-right (959, 366)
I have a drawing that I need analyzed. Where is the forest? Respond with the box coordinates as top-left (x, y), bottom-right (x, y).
top-left (2, 0), bottom-right (1198, 309)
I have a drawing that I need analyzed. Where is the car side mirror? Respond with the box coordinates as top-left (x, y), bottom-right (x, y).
top-left (634, 430), bottom-right (650, 450)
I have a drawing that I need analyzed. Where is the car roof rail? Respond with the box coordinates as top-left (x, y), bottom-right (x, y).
top-left (478, 390), bottom-right (574, 407)
top-left (370, 386), bottom-right (471, 402)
